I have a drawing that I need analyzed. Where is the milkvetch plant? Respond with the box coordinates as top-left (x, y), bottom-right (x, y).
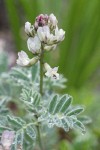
top-left (0, 14), bottom-right (90, 150)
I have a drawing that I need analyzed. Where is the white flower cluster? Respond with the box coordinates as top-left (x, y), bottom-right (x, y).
top-left (17, 14), bottom-right (65, 79)
top-left (25, 13), bottom-right (65, 53)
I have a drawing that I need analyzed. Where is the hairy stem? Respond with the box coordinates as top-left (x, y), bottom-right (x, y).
top-left (40, 50), bottom-right (44, 95)
top-left (37, 49), bottom-right (44, 150)
top-left (37, 125), bottom-right (44, 150)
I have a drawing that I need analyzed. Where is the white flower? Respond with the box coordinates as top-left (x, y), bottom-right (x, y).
top-left (48, 13), bottom-right (58, 28)
top-left (25, 22), bottom-right (35, 36)
top-left (37, 26), bottom-right (50, 42)
top-left (17, 51), bottom-right (30, 66)
top-left (44, 63), bottom-right (59, 80)
top-left (37, 25), bottom-right (57, 45)
top-left (27, 36), bottom-right (41, 54)
top-left (16, 51), bottom-right (39, 66)
top-left (55, 27), bottom-right (65, 42)
top-left (37, 25), bottom-right (65, 46)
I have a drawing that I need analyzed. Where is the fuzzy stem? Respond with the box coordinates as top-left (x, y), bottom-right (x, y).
top-left (37, 49), bottom-right (44, 150)
top-left (40, 50), bottom-right (44, 95)
top-left (37, 125), bottom-right (44, 150)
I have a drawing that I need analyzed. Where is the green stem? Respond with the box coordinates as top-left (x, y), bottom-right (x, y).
top-left (37, 49), bottom-right (44, 150)
top-left (37, 125), bottom-right (44, 150)
top-left (40, 50), bottom-right (44, 95)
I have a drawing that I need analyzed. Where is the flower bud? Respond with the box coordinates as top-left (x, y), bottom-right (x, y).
top-left (55, 27), bottom-right (65, 42)
top-left (48, 14), bottom-right (58, 29)
top-left (34, 14), bottom-right (48, 30)
top-left (27, 36), bottom-right (41, 54)
top-left (25, 22), bottom-right (35, 37)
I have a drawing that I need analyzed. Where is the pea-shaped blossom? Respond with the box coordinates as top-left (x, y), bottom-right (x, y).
top-left (27, 36), bottom-right (41, 54)
top-left (25, 22), bottom-right (35, 37)
top-left (44, 63), bottom-right (59, 80)
top-left (55, 27), bottom-right (65, 42)
top-left (16, 51), bottom-right (39, 67)
top-left (37, 26), bottom-right (51, 42)
top-left (37, 25), bottom-right (65, 45)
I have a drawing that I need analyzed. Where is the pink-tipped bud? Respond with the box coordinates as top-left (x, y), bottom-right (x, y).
top-left (34, 14), bottom-right (48, 30)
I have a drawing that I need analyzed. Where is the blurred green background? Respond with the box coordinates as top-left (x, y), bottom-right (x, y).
top-left (0, 0), bottom-right (100, 149)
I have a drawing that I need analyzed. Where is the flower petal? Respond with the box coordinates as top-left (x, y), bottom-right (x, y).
top-left (44, 63), bottom-right (59, 80)
top-left (25, 22), bottom-right (35, 36)
top-left (49, 13), bottom-right (58, 28)
top-left (16, 51), bottom-right (30, 66)
top-left (27, 36), bottom-right (41, 54)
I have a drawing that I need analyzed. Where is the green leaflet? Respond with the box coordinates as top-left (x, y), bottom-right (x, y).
top-left (60, 97), bottom-right (72, 114)
top-left (0, 126), bottom-right (12, 134)
top-left (33, 92), bottom-right (41, 106)
top-left (49, 95), bottom-right (72, 115)
top-left (54, 95), bottom-right (72, 114)
top-left (14, 130), bottom-right (24, 150)
top-left (20, 88), bottom-right (40, 107)
top-left (67, 107), bottom-right (84, 116)
top-left (7, 115), bottom-right (26, 129)
top-left (48, 95), bottom-right (58, 114)
top-left (61, 118), bottom-right (69, 132)
top-left (78, 116), bottom-right (92, 124)
top-left (74, 120), bottom-right (86, 134)
top-left (54, 95), bottom-right (67, 114)
top-left (26, 125), bottom-right (36, 140)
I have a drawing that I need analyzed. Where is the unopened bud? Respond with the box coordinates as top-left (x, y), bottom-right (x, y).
top-left (34, 14), bottom-right (48, 30)
top-left (48, 14), bottom-right (58, 30)
top-left (25, 22), bottom-right (35, 37)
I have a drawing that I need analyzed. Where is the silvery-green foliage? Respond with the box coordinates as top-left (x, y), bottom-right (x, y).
top-left (20, 88), bottom-right (41, 112)
top-left (0, 52), bottom-right (90, 149)
top-left (38, 94), bottom-right (85, 133)
top-left (8, 115), bottom-right (36, 149)
top-left (9, 64), bottom-right (67, 93)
